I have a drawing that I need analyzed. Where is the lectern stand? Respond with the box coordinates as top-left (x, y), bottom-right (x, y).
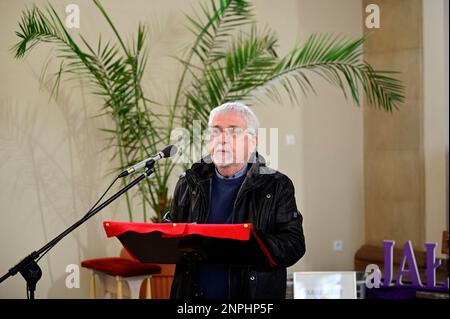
top-left (104, 221), bottom-right (276, 267)
top-left (103, 221), bottom-right (277, 298)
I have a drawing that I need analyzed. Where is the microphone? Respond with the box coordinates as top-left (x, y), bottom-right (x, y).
top-left (118, 145), bottom-right (178, 178)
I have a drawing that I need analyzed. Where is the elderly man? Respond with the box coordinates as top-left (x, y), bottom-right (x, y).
top-left (168, 101), bottom-right (305, 299)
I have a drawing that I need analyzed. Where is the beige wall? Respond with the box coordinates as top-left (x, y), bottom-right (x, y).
top-left (423, 0), bottom-right (449, 254)
top-left (362, 0), bottom-right (449, 254)
top-left (280, 0), bottom-right (364, 272)
top-left (363, 0), bottom-right (426, 249)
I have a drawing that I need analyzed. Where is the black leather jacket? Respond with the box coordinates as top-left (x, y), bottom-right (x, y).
top-left (168, 152), bottom-right (305, 299)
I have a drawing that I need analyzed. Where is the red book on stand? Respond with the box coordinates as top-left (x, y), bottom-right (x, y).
top-left (103, 221), bottom-right (276, 268)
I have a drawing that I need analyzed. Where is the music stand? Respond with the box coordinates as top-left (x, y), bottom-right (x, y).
top-left (103, 221), bottom-right (276, 268)
top-left (103, 221), bottom-right (277, 298)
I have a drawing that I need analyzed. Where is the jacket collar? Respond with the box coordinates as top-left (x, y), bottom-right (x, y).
top-left (186, 151), bottom-right (271, 188)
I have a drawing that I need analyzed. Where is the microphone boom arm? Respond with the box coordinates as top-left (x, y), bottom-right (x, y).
top-left (0, 162), bottom-right (156, 298)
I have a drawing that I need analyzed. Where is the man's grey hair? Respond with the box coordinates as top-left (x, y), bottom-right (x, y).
top-left (208, 101), bottom-right (260, 134)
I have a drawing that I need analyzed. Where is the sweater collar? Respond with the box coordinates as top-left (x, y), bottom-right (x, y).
top-left (215, 164), bottom-right (248, 180)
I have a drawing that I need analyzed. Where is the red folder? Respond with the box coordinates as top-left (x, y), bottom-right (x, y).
top-left (103, 221), bottom-right (276, 268)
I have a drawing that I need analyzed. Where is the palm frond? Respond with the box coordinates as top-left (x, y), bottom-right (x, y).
top-left (171, 0), bottom-right (254, 136)
top-left (246, 33), bottom-right (405, 112)
top-left (184, 0), bottom-right (253, 65)
top-left (13, 5), bottom-right (68, 58)
top-left (182, 25), bottom-right (279, 128)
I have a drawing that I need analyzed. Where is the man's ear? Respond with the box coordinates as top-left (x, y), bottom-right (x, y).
top-left (250, 135), bottom-right (258, 158)
top-left (252, 134), bottom-right (258, 151)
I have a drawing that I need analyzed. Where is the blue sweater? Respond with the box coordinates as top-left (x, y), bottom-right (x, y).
top-left (197, 165), bottom-right (247, 299)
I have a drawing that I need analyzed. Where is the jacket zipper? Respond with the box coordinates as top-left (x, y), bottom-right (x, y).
top-left (228, 175), bottom-right (251, 299)
top-left (187, 174), bottom-right (210, 224)
top-left (204, 178), bottom-right (212, 223)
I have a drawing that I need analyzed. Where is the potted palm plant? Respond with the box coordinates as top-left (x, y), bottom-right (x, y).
top-left (12, 0), bottom-right (404, 298)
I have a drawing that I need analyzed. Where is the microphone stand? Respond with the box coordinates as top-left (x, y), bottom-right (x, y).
top-left (0, 162), bottom-right (156, 299)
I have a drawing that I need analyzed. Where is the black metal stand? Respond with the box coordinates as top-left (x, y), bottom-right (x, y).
top-left (0, 163), bottom-right (155, 299)
top-left (182, 251), bottom-right (205, 299)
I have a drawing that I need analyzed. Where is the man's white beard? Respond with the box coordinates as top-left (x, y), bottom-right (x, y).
top-left (211, 142), bottom-right (251, 167)
top-left (212, 150), bottom-right (234, 167)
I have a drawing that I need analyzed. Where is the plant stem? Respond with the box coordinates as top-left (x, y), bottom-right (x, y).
top-left (115, 120), bottom-right (133, 222)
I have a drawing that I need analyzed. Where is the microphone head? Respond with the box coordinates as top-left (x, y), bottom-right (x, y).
top-left (161, 145), bottom-right (178, 158)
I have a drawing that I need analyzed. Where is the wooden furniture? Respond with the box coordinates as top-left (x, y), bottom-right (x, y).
top-left (442, 230), bottom-right (448, 255)
top-left (354, 244), bottom-right (427, 278)
top-left (355, 242), bottom-right (448, 286)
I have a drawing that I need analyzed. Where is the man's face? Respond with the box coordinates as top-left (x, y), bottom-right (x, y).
top-left (208, 112), bottom-right (257, 167)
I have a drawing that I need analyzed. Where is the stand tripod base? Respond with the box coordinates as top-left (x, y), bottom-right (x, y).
top-left (19, 260), bottom-right (42, 299)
